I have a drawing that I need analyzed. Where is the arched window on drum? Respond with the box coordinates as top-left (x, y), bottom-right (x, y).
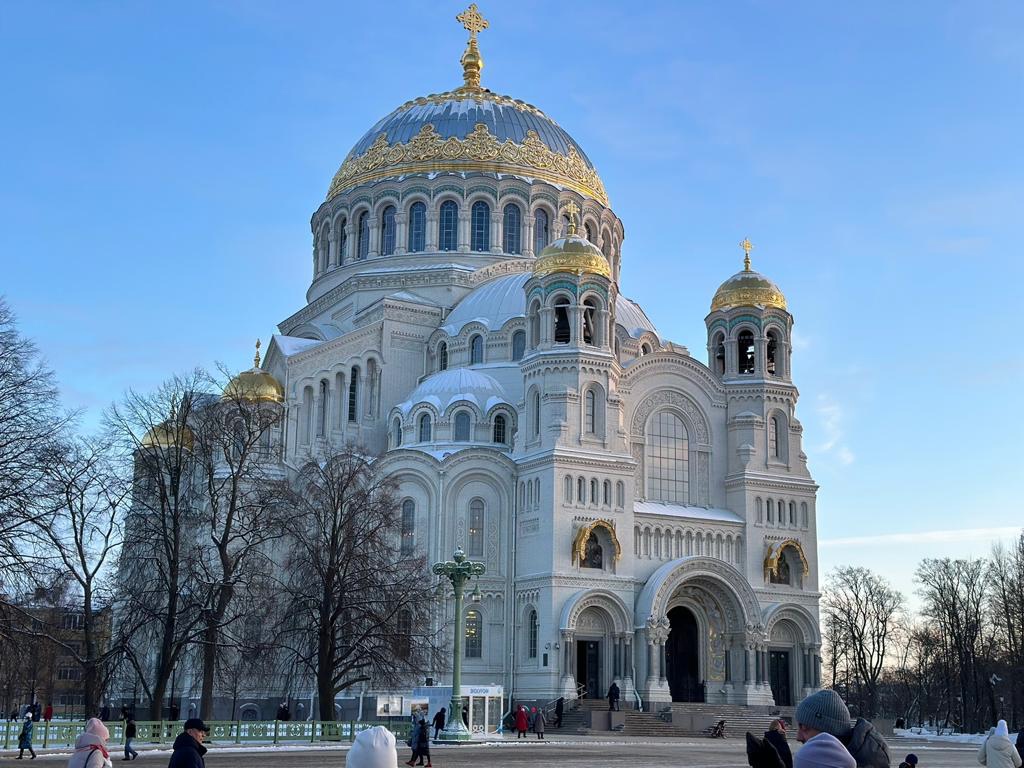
top-left (471, 201), bottom-right (490, 252)
top-left (357, 212), bottom-right (370, 260)
top-left (502, 203), bottom-right (521, 254)
top-left (439, 201), bottom-right (458, 251)
top-left (407, 202), bottom-right (426, 252)
top-left (418, 413), bottom-right (432, 443)
top-left (380, 205), bottom-right (396, 256)
top-left (533, 209), bottom-right (549, 253)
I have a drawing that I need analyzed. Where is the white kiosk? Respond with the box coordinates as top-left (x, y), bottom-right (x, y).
top-left (412, 684), bottom-right (504, 735)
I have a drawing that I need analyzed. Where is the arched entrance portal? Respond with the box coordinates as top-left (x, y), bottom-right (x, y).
top-left (666, 606), bottom-right (701, 702)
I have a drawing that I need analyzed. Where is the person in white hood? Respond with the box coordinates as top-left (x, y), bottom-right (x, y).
top-left (978, 720), bottom-right (1024, 768)
top-left (795, 732), bottom-right (857, 768)
top-left (347, 726), bottom-right (398, 768)
top-left (67, 718), bottom-right (113, 768)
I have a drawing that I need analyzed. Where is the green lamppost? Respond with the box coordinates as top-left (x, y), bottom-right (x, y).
top-left (432, 546), bottom-right (486, 742)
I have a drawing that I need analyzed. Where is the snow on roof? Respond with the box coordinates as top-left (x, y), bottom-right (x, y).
top-left (616, 295), bottom-right (661, 341)
top-left (386, 290), bottom-right (439, 306)
top-left (397, 367), bottom-right (510, 415)
top-left (441, 272), bottom-right (531, 335)
top-left (633, 501), bottom-right (744, 524)
top-left (273, 335), bottom-right (322, 356)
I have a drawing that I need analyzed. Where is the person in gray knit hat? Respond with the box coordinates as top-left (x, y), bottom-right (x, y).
top-left (795, 690), bottom-right (891, 768)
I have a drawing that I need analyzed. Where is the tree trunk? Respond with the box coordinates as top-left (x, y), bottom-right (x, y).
top-left (199, 620), bottom-right (218, 720)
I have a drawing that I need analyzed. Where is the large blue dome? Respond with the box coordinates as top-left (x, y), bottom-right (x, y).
top-left (327, 88), bottom-right (608, 205)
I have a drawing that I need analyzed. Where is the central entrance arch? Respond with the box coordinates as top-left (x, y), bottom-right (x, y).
top-left (666, 606), bottom-right (701, 702)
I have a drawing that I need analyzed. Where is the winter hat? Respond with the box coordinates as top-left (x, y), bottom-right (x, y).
top-left (994, 719), bottom-right (1009, 738)
top-left (347, 726), bottom-right (398, 768)
top-left (84, 718), bottom-right (110, 742)
top-left (795, 689), bottom-right (852, 738)
top-left (903, 754), bottom-right (918, 765)
top-left (794, 732), bottom-right (856, 768)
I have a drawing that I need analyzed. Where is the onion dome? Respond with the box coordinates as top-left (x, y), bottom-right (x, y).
top-left (326, 5), bottom-right (607, 205)
top-left (532, 204), bottom-right (611, 280)
top-left (140, 421), bottom-right (194, 450)
top-left (710, 239), bottom-right (787, 312)
top-left (222, 340), bottom-right (284, 403)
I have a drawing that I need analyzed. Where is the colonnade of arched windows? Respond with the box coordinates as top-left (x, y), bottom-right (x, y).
top-left (563, 474), bottom-right (625, 509)
top-left (755, 496), bottom-right (811, 529)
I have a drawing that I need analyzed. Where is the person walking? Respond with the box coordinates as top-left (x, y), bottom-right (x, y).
top-left (765, 719), bottom-right (793, 768)
top-left (43, 704), bottom-right (53, 723)
top-left (17, 714), bottom-right (36, 759)
top-left (978, 720), bottom-right (1023, 768)
top-left (794, 689), bottom-right (890, 768)
top-left (430, 707), bottom-right (445, 740)
top-left (123, 717), bottom-right (138, 761)
top-left (607, 682), bottom-right (620, 711)
top-left (554, 697), bottom-right (564, 729)
top-left (167, 718), bottom-right (209, 768)
top-left (514, 704), bottom-right (528, 739)
top-left (413, 718), bottom-right (431, 767)
top-left (533, 706), bottom-right (546, 741)
top-left (68, 718), bottom-right (113, 768)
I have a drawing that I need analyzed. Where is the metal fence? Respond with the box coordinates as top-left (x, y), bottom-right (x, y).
top-left (1, 719), bottom-right (411, 750)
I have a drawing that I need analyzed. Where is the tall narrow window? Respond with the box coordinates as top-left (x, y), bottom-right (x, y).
top-left (582, 299), bottom-right (597, 345)
top-left (335, 372), bottom-right (345, 428)
top-left (464, 609), bottom-right (482, 658)
top-left (563, 476), bottom-right (572, 503)
top-left (317, 380), bottom-right (328, 437)
top-left (408, 202), bottom-right (426, 252)
top-left (357, 212), bottom-right (370, 259)
top-left (336, 218), bottom-right (347, 264)
top-left (603, 480), bottom-right (611, 506)
top-left (493, 414), bottom-right (507, 444)
top-left (301, 386), bottom-right (313, 444)
top-left (766, 331), bottom-right (778, 375)
top-left (468, 499), bottom-right (484, 556)
top-left (439, 200), bottom-right (458, 251)
top-left (801, 501), bottom-right (809, 528)
top-left (601, 229), bottom-right (612, 258)
top-left (528, 301), bottom-right (541, 347)
top-left (453, 411), bottom-right (471, 441)
top-left (532, 391), bottom-right (540, 436)
top-left (438, 342), bottom-right (448, 371)
top-left (553, 297), bottom-right (571, 343)
top-left (584, 222), bottom-right (594, 242)
top-left (348, 366), bottom-right (359, 422)
top-left (585, 388), bottom-right (596, 433)
top-left (769, 416), bottom-right (779, 458)
top-left (511, 330), bottom-right (526, 361)
top-left (400, 499), bottom-right (415, 555)
top-left (738, 330), bottom-right (755, 374)
top-left (392, 417), bottom-right (402, 447)
top-left (503, 204), bottom-right (521, 254)
top-left (380, 205), bottom-right (396, 256)
top-left (470, 334), bottom-right (484, 365)
top-left (789, 501), bottom-right (797, 526)
top-left (471, 201), bottom-right (490, 251)
top-left (577, 477), bottom-right (585, 503)
top-left (767, 498), bottom-right (775, 524)
top-left (561, 214), bottom-right (570, 237)
top-left (616, 481), bottom-right (625, 508)
top-left (590, 478), bottom-right (598, 505)
top-left (713, 333), bottom-right (725, 376)
top-left (533, 209), bottom-right (549, 253)
top-left (527, 610), bottom-right (538, 659)
top-left (418, 413), bottom-right (432, 442)
top-left (645, 410), bottom-right (689, 503)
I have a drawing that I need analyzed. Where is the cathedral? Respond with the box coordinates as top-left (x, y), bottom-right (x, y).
top-left (231, 5), bottom-right (822, 713)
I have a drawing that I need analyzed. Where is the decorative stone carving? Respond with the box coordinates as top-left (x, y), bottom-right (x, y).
top-left (631, 390), bottom-right (710, 442)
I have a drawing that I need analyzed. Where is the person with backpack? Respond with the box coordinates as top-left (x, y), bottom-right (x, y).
top-left (794, 689), bottom-right (890, 768)
top-left (68, 718), bottom-right (113, 768)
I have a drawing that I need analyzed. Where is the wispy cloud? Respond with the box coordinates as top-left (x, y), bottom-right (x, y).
top-left (814, 394), bottom-right (854, 466)
top-left (822, 526), bottom-right (1022, 548)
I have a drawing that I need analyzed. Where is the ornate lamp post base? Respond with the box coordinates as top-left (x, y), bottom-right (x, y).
top-left (436, 718), bottom-right (472, 742)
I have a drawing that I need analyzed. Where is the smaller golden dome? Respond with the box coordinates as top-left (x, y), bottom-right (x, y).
top-left (533, 205), bottom-right (611, 280)
top-left (711, 242), bottom-right (787, 312)
top-left (223, 340), bottom-right (285, 404)
top-left (140, 421), bottom-right (194, 451)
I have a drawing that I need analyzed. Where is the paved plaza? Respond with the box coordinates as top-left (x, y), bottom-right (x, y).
top-left (0, 735), bottom-right (980, 767)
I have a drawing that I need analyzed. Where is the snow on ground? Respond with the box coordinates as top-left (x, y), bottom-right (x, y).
top-left (896, 728), bottom-right (986, 745)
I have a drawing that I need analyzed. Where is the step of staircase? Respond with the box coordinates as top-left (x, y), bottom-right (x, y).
top-left (568, 700), bottom-right (800, 738)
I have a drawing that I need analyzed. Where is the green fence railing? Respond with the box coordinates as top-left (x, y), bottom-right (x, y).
top-left (1, 719), bottom-right (411, 750)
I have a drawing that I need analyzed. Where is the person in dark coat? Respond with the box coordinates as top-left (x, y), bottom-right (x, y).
top-left (533, 707), bottom-right (546, 740)
top-left (607, 682), bottom-right (620, 711)
top-left (17, 714), bottom-right (36, 759)
top-left (765, 719), bottom-right (793, 768)
top-left (514, 705), bottom-right (528, 739)
top-left (431, 708), bottom-right (445, 740)
top-left (796, 689), bottom-right (891, 768)
top-left (100, 704), bottom-right (110, 722)
top-left (746, 732), bottom-right (786, 768)
top-left (167, 718), bottom-right (208, 768)
top-left (554, 697), bottom-right (564, 728)
top-left (1016, 728), bottom-right (1024, 765)
top-left (412, 718), bottom-right (431, 767)
top-left (124, 717), bottom-right (139, 761)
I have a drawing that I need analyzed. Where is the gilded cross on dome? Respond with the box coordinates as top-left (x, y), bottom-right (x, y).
top-left (562, 201), bottom-right (580, 236)
top-left (253, 339), bottom-right (262, 368)
top-left (457, 4), bottom-right (488, 39)
top-left (740, 237), bottom-right (754, 271)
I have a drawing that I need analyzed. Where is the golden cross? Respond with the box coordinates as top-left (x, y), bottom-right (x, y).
top-left (457, 4), bottom-right (488, 39)
top-left (563, 201), bottom-right (580, 235)
top-left (254, 339), bottom-right (262, 368)
top-left (740, 237), bottom-right (753, 270)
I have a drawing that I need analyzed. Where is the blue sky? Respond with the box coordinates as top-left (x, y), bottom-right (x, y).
top-left (1, 1), bottom-right (1021, 600)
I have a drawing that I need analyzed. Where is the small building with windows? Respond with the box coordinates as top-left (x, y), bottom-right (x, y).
top-left (251, 8), bottom-right (823, 713)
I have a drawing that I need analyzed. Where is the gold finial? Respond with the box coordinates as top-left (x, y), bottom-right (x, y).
top-left (563, 201), bottom-right (580, 236)
top-left (456, 4), bottom-right (488, 89)
top-left (740, 237), bottom-right (753, 271)
top-left (253, 339), bottom-right (261, 368)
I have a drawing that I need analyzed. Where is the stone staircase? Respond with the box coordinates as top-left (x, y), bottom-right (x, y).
top-left (565, 698), bottom-right (799, 738)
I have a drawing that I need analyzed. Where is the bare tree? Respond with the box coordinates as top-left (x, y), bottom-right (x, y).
top-left (277, 448), bottom-right (443, 720)
top-left (822, 566), bottom-right (905, 718)
top-left (107, 373), bottom-right (207, 719)
top-left (191, 372), bottom-right (286, 719)
top-left (989, 535), bottom-right (1024, 728)
top-left (0, 298), bottom-right (69, 611)
top-left (28, 437), bottom-right (126, 712)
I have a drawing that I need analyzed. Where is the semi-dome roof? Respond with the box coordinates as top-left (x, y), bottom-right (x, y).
top-left (326, 7), bottom-right (607, 205)
top-left (711, 253), bottom-right (787, 312)
top-left (397, 367), bottom-right (510, 416)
